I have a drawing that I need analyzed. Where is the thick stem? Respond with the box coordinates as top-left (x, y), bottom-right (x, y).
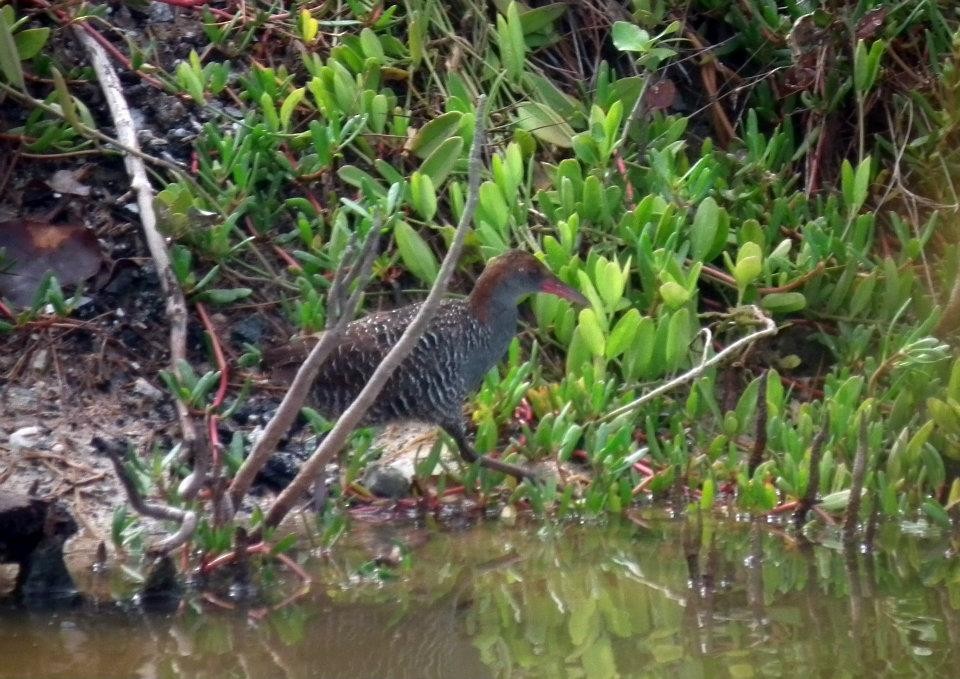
top-left (793, 420), bottom-right (829, 530)
top-left (747, 370), bottom-right (769, 476)
top-left (843, 412), bottom-right (870, 546)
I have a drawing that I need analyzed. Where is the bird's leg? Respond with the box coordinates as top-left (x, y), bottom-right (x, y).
top-left (442, 423), bottom-right (539, 483)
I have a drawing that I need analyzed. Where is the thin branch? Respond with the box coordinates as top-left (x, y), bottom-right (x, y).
top-left (0, 80), bottom-right (184, 174)
top-left (76, 28), bottom-right (202, 542)
top-left (262, 95), bottom-right (489, 529)
top-left (226, 218), bottom-right (382, 513)
top-left (600, 306), bottom-right (777, 423)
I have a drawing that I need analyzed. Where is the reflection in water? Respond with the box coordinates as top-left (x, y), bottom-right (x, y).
top-left (0, 516), bottom-right (958, 679)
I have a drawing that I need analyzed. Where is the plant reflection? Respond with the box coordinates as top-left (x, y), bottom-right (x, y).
top-left (1, 517), bottom-right (958, 679)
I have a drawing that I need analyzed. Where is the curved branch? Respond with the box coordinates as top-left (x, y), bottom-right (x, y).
top-left (600, 306), bottom-right (777, 423)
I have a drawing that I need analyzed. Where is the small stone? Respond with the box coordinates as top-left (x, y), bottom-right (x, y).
top-left (10, 426), bottom-right (43, 451)
top-left (230, 315), bottom-right (268, 346)
top-left (147, 2), bottom-right (174, 23)
top-left (133, 378), bottom-right (164, 401)
top-left (362, 465), bottom-right (410, 499)
top-left (4, 386), bottom-right (39, 412)
top-left (30, 349), bottom-right (49, 373)
top-left (51, 443), bottom-right (65, 454)
top-left (499, 504), bottom-right (517, 527)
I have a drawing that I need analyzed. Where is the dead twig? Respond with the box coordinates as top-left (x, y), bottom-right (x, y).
top-left (261, 95), bottom-right (489, 530)
top-left (92, 438), bottom-right (197, 556)
top-left (74, 28), bottom-right (203, 511)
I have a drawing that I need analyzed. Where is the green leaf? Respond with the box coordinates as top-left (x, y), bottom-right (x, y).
top-left (733, 242), bottom-right (762, 290)
top-left (13, 27), bottom-right (49, 60)
top-left (477, 181), bottom-right (510, 231)
top-left (922, 499), bottom-right (952, 530)
top-left (394, 221), bottom-right (438, 284)
top-left (690, 197), bottom-right (719, 261)
top-left (337, 165), bottom-right (386, 196)
top-left (359, 27), bottom-right (385, 62)
top-left (410, 111), bottom-right (463, 159)
top-left (0, 15), bottom-right (25, 88)
top-left (523, 71), bottom-right (582, 121)
top-left (659, 281), bottom-right (689, 308)
top-left (566, 327), bottom-right (591, 376)
top-left (497, 2), bottom-right (526, 83)
top-left (595, 257), bottom-right (625, 308)
top-left (409, 171), bottom-right (437, 221)
top-left (514, 102), bottom-right (574, 147)
top-left (518, 3), bottom-right (566, 34)
top-left (279, 87), bottom-right (305, 131)
top-left (606, 308), bottom-right (641, 359)
top-left (760, 292), bottom-right (806, 314)
top-left (665, 308), bottom-right (690, 370)
top-left (408, 11), bottom-right (425, 67)
top-left (176, 60), bottom-right (205, 103)
top-left (197, 288), bottom-right (253, 304)
top-left (298, 9), bottom-right (319, 43)
top-left (700, 476), bottom-right (715, 510)
top-left (611, 21), bottom-right (651, 53)
top-left (571, 133), bottom-right (600, 166)
top-left (841, 157), bottom-right (871, 216)
top-left (419, 136), bottom-right (463, 186)
top-left (854, 156), bottom-right (871, 213)
top-left (577, 308), bottom-right (605, 357)
top-left (819, 489), bottom-right (850, 512)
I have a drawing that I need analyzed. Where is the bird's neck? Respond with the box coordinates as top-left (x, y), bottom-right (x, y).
top-left (467, 271), bottom-right (519, 325)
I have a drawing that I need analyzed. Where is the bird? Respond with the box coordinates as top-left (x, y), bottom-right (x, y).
top-left (267, 250), bottom-right (588, 484)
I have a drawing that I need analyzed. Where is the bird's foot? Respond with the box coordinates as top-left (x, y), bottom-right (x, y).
top-left (477, 454), bottom-right (541, 484)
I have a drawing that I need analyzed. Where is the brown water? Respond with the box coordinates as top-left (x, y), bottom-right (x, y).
top-left (1, 515), bottom-right (958, 679)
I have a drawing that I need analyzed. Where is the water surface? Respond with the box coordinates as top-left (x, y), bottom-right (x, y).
top-left (1, 515), bottom-right (957, 678)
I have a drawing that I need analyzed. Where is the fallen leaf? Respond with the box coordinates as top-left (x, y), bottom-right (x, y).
top-left (644, 78), bottom-right (676, 111)
top-left (856, 8), bottom-right (887, 41)
top-left (0, 219), bottom-right (105, 306)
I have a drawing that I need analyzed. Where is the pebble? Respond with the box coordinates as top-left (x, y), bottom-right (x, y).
top-left (10, 426), bottom-right (43, 450)
top-left (133, 377), bottom-right (164, 401)
top-left (148, 2), bottom-right (173, 22)
top-left (30, 349), bottom-right (49, 373)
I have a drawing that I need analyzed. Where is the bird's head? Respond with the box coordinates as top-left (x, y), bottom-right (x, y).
top-left (469, 250), bottom-right (588, 318)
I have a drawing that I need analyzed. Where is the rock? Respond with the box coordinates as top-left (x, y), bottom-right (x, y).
top-left (0, 493), bottom-right (79, 602)
top-left (19, 539), bottom-right (79, 607)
